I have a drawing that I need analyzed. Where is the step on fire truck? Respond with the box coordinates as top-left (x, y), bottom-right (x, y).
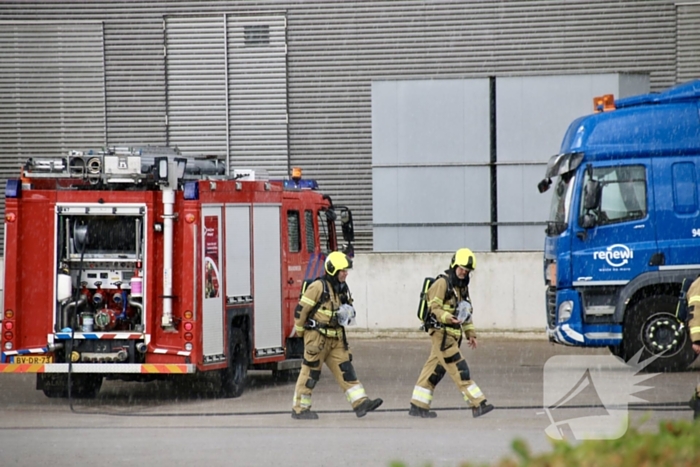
top-left (0, 146), bottom-right (355, 398)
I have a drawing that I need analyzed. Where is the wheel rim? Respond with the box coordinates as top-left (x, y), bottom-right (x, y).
top-left (641, 312), bottom-right (686, 357)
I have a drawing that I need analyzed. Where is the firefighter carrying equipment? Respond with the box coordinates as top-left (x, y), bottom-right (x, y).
top-left (410, 249), bottom-right (492, 418)
top-left (292, 262), bottom-right (381, 419)
top-left (450, 248), bottom-right (476, 271)
top-left (325, 251), bottom-right (352, 276)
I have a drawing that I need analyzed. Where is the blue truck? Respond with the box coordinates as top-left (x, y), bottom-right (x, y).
top-left (538, 79), bottom-right (700, 372)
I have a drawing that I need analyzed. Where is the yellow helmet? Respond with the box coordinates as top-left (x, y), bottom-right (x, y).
top-left (325, 251), bottom-right (353, 276)
top-left (450, 248), bottom-right (476, 271)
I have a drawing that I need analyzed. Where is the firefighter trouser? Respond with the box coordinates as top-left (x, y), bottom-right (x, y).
top-left (292, 329), bottom-right (368, 414)
top-left (410, 329), bottom-right (486, 410)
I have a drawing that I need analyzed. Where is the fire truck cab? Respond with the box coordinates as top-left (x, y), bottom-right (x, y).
top-left (0, 146), bottom-right (354, 398)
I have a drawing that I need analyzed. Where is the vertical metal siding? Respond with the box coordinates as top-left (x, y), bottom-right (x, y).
top-left (0, 21), bottom-right (106, 245)
top-left (677, 4), bottom-right (700, 83)
top-left (165, 15), bottom-right (228, 157)
top-left (164, 13), bottom-right (288, 174)
top-left (0, 1), bottom-right (684, 252)
top-left (0, 22), bottom-right (106, 157)
top-left (227, 15), bottom-right (288, 177)
top-left (103, 20), bottom-right (166, 146)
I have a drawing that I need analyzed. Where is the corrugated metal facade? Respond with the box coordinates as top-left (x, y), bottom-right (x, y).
top-left (0, 22), bottom-right (106, 165)
top-left (677, 3), bottom-right (700, 83)
top-left (104, 20), bottom-right (166, 146)
top-left (0, 0), bottom-right (689, 251)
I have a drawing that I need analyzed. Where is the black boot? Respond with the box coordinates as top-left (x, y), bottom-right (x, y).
top-left (689, 393), bottom-right (700, 420)
top-left (291, 409), bottom-right (319, 420)
top-left (354, 398), bottom-right (383, 418)
top-left (472, 400), bottom-right (494, 418)
top-left (408, 403), bottom-right (437, 418)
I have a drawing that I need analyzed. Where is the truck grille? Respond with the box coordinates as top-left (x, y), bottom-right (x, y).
top-left (546, 286), bottom-right (557, 328)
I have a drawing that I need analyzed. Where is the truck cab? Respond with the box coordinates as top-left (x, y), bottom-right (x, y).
top-left (539, 80), bottom-right (700, 372)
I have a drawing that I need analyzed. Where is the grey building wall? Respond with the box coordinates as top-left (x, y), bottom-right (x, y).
top-left (0, 0), bottom-right (694, 251)
top-left (372, 74), bottom-right (650, 252)
top-left (372, 79), bottom-right (492, 251)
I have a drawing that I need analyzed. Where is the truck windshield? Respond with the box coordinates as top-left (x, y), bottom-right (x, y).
top-left (546, 173), bottom-right (574, 236)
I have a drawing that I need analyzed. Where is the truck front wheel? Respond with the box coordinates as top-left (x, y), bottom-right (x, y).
top-left (622, 295), bottom-right (697, 372)
top-left (220, 327), bottom-right (248, 398)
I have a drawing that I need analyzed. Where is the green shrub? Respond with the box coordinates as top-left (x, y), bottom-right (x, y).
top-left (391, 420), bottom-right (700, 467)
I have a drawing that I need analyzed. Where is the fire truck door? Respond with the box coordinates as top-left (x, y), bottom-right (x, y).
top-left (282, 196), bottom-right (304, 301)
top-left (253, 205), bottom-right (283, 354)
top-left (224, 205), bottom-right (252, 300)
top-left (202, 207), bottom-right (225, 359)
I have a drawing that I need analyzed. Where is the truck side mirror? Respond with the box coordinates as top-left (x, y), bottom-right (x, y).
top-left (537, 178), bottom-right (552, 193)
top-left (339, 208), bottom-right (355, 243)
top-left (583, 179), bottom-right (601, 211)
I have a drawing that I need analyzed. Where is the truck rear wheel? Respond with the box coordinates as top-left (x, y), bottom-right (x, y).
top-left (220, 327), bottom-right (248, 398)
top-left (622, 295), bottom-right (697, 372)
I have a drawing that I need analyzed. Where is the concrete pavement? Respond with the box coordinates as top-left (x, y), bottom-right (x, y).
top-left (0, 337), bottom-right (697, 467)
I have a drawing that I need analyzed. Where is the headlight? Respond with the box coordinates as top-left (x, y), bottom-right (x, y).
top-left (558, 300), bottom-right (573, 323)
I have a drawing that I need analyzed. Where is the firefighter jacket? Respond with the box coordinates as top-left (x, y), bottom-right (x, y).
top-left (427, 276), bottom-right (476, 340)
top-left (686, 277), bottom-right (700, 345)
top-left (294, 278), bottom-right (352, 339)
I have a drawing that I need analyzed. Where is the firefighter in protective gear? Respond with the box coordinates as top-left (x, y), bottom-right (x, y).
top-left (291, 251), bottom-right (383, 419)
top-left (409, 248), bottom-right (494, 419)
top-left (684, 276), bottom-right (700, 420)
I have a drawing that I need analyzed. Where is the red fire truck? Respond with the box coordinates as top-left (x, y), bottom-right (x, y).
top-left (0, 147), bottom-right (354, 398)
